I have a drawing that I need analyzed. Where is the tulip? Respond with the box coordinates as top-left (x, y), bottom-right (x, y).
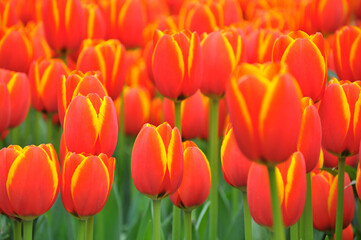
top-left (42, 0), bottom-right (84, 53)
top-left (272, 31), bottom-right (326, 102)
top-left (0, 81), bottom-right (10, 135)
top-left (57, 70), bottom-right (108, 127)
top-left (29, 58), bottom-right (69, 114)
top-left (149, 97), bottom-right (163, 126)
top-left (247, 152), bottom-right (307, 227)
top-left (61, 152), bottom-right (115, 219)
top-left (26, 22), bottom-right (54, 60)
top-left (83, 3), bottom-right (106, 40)
top-left (323, 148), bottom-right (358, 168)
top-left (63, 93), bottom-right (118, 157)
top-left (0, 25), bottom-right (33, 73)
top-left (76, 39), bottom-right (126, 100)
top-left (152, 30), bottom-right (202, 101)
top-left (0, 1), bottom-right (19, 27)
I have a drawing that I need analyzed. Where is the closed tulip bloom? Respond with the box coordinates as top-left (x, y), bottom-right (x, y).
top-left (163, 91), bottom-right (204, 139)
top-left (221, 124), bottom-right (252, 190)
top-left (42, 0), bottom-right (84, 52)
top-left (63, 93), bottom-right (118, 157)
top-left (201, 29), bottom-right (241, 98)
top-left (312, 171), bottom-right (354, 232)
top-left (170, 141), bottom-right (210, 210)
top-left (318, 79), bottom-right (361, 156)
top-left (61, 152), bottom-right (115, 219)
top-left (149, 97), bottom-right (163, 126)
top-left (226, 65), bottom-right (303, 164)
top-left (29, 58), bottom-right (69, 114)
top-left (58, 70), bottom-right (107, 127)
top-left (131, 122), bottom-right (183, 199)
top-left (152, 30), bottom-right (202, 101)
top-left (273, 31), bottom-right (326, 102)
top-left (83, 3), bottom-right (106, 40)
top-left (0, 144), bottom-right (59, 220)
top-left (0, 26), bottom-right (33, 73)
top-left (298, 97), bottom-right (322, 172)
top-left (247, 152), bottom-right (307, 227)
top-left (77, 39), bottom-right (126, 100)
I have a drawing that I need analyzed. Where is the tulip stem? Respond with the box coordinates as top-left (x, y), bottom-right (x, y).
top-left (304, 172), bottom-right (313, 240)
top-left (172, 100), bottom-right (182, 240)
top-left (46, 114), bottom-right (53, 143)
top-left (242, 191), bottom-right (252, 240)
top-left (335, 156), bottom-right (346, 240)
top-left (209, 98), bottom-right (219, 240)
top-left (153, 200), bottom-right (161, 240)
top-left (13, 220), bottom-right (21, 240)
top-left (86, 216), bottom-right (94, 240)
top-left (23, 220), bottom-right (33, 240)
top-left (290, 223), bottom-right (298, 240)
top-left (267, 165), bottom-right (285, 240)
top-left (358, 199), bottom-right (361, 232)
top-left (78, 220), bottom-right (87, 240)
top-left (185, 210), bottom-right (192, 240)
top-left (327, 233), bottom-right (334, 239)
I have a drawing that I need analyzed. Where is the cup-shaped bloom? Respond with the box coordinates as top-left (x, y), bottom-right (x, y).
top-left (318, 79), bottom-right (361, 156)
top-left (77, 39), bottom-right (126, 100)
top-left (0, 144), bottom-right (59, 220)
top-left (333, 26), bottom-right (361, 81)
top-left (42, 0), bottom-right (84, 52)
top-left (201, 29), bottom-right (241, 98)
top-left (312, 170), bottom-right (354, 232)
top-left (152, 30), bottom-right (202, 101)
top-left (61, 152), bottom-right (115, 219)
top-left (272, 31), bottom-right (326, 102)
top-left (0, 69), bottom-right (30, 129)
top-left (83, 3), bottom-right (106, 40)
top-left (29, 58), bottom-right (69, 114)
top-left (131, 122), bottom-right (184, 199)
top-left (221, 124), bottom-right (252, 191)
top-left (170, 141), bottom-right (210, 210)
top-left (226, 67), bottom-right (303, 164)
top-left (0, 26), bottom-right (33, 73)
top-left (298, 97), bottom-right (322, 172)
top-left (63, 93), bottom-right (118, 157)
top-left (58, 70), bottom-right (107, 127)
top-left (163, 90), bottom-right (204, 139)
top-left (149, 97), bottom-right (163, 126)
top-left (0, 1), bottom-right (19, 27)
top-left (247, 152), bottom-right (307, 227)
top-left (27, 22), bottom-right (54, 60)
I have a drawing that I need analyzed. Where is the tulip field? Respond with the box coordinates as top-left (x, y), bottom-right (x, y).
top-left (2, 0), bottom-right (361, 240)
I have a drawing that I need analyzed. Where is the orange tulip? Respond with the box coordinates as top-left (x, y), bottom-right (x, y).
top-left (0, 144), bottom-right (59, 220)
top-left (298, 97), bottom-right (322, 172)
top-left (0, 25), bottom-right (33, 73)
top-left (163, 90), bottom-right (204, 140)
top-left (170, 141), bottom-right (210, 210)
top-left (42, 0), bottom-right (84, 52)
top-left (131, 122), bottom-right (183, 199)
top-left (272, 31), bottom-right (326, 102)
top-left (221, 124), bottom-right (252, 190)
top-left (226, 64), bottom-right (303, 164)
top-left (318, 79), bottom-right (361, 156)
top-left (152, 30), bottom-right (202, 101)
top-left (312, 170), bottom-right (354, 232)
top-left (77, 39), bottom-right (126, 100)
top-left (0, 1), bottom-right (19, 27)
top-left (201, 29), bottom-right (241, 98)
top-left (63, 93), bottom-right (118, 157)
top-left (57, 70), bottom-right (107, 127)
top-left (83, 3), bottom-right (106, 40)
top-left (26, 22), bottom-right (54, 60)
top-left (149, 97), bottom-right (163, 126)
top-left (0, 81), bottom-right (10, 134)
top-left (29, 58), bottom-right (69, 114)
top-left (247, 152), bottom-right (306, 227)
top-left (61, 152), bottom-right (115, 219)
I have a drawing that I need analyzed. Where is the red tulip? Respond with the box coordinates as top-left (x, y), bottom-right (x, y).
top-left (323, 148), bottom-right (358, 168)
top-left (61, 152), bottom-right (115, 219)
top-left (170, 141), bottom-right (210, 210)
top-left (0, 144), bottom-right (59, 220)
top-left (0, 81), bottom-right (10, 134)
top-left (131, 122), bottom-right (183, 199)
top-left (83, 3), bottom-right (106, 40)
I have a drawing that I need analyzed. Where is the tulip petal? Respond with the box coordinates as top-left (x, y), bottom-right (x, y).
top-left (98, 96), bottom-right (118, 156)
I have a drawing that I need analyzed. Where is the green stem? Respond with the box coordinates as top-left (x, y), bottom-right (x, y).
top-left (242, 191), bottom-right (252, 240)
top-left (327, 233), bottom-right (334, 240)
top-left (290, 223), bottom-right (298, 240)
top-left (232, 188), bottom-right (239, 219)
top-left (86, 216), bottom-right (94, 240)
top-left (185, 210), bottom-right (192, 240)
top-left (172, 100), bottom-right (182, 240)
top-left (46, 114), bottom-right (53, 143)
top-left (304, 172), bottom-right (313, 240)
top-left (13, 220), bottom-right (21, 240)
top-left (358, 199), bottom-right (361, 233)
top-left (209, 98), bottom-right (219, 240)
top-left (268, 165), bottom-right (285, 240)
top-left (78, 220), bottom-right (87, 240)
top-left (153, 200), bottom-right (161, 240)
top-left (335, 156), bottom-right (346, 240)
top-left (23, 220), bottom-right (33, 240)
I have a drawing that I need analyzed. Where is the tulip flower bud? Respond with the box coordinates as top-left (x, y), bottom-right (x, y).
top-left (83, 3), bottom-right (106, 40)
